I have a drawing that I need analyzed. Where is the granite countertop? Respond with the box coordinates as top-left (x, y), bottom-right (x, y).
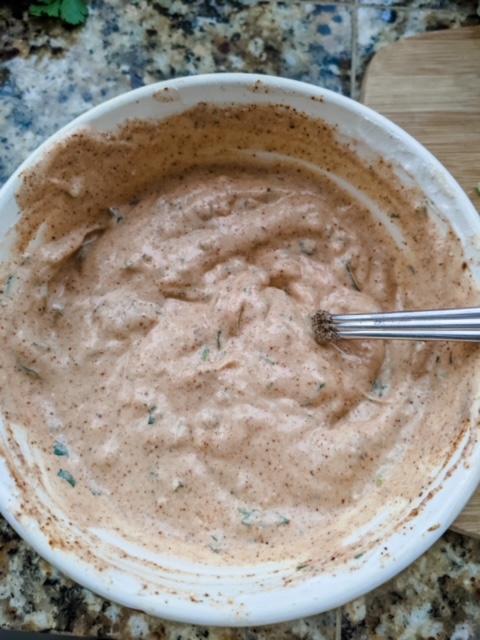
top-left (1, 1), bottom-right (480, 638)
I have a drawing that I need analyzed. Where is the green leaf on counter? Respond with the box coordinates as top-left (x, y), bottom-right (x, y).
top-left (30, 0), bottom-right (62, 19)
top-left (30, 0), bottom-right (89, 26)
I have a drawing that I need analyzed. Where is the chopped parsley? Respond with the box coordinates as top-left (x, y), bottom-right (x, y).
top-left (344, 260), bottom-right (361, 292)
top-left (201, 346), bottom-right (210, 361)
top-left (238, 508), bottom-right (290, 527)
top-left (209, 534), bottom-right (221, 553)
top-left (108, 206), bottom-right (124, 224)
top-left (57, 469), bottom-right (76, 487)
top-left (259, 353), bottom-right (276, 365)
top-left (18, 363), bottom-right (40, 378)
top-left (53, 441), bottom-right (69, 457)
top-left (373, 379), bottom-right (388, 396)
top-left (32, 342), bottom-right (50, 352)
top-left (238, 508), bottom-right (256, 526)
top-left (276, 514), bottom-right (290, 526)
top-left (4, 274), bottom-right (16, 295)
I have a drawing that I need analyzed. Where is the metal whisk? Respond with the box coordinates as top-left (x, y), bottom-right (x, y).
top-left (311, 308), bottom-right (480, 343)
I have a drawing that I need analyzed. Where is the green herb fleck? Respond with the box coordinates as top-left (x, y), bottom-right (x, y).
top-left (373, 379), bottom-right (387, 396)
top-left (276, 514), bottom-right (290, 526)
top-left (108, 207), bottom-right (124, 224)
top-left (354, 553), bottom-right (364, 560)
top-left (216, 330), bottom-right (222, 350)
top-left (54, 441), bottom-right (69, 457)
top-left (375, 476), bottom-right (383, 488)
top-left (238, 507), bottom-right (257, 526)
top-left (18, 363), bottom-right (40, 378)
top-left (201, 346), bottom-right (210, 361)
top-left (390, 213), bottom-right (400, 219)
top-left (30, 0), bottom-right (89, 25)
top-left (477, 182), bottom-right (480, 196)
top-left (174, 481), bottom-right (184, 492)
top-left (317, 382), bottom-right (325, 393)
top-left (209, 534), bottom-right (221, 553)
top-left (4, 274), bottom-right (16, 295)
top-left (33, 342), bottom-right (50, 352)
top-left (296, 563), bottom-right (308, 571)
top-left (409, 265), bottom-right (416, 275)
top-left (436, 355), bottom-right (441, 364)
top-left (344, 260), bottom-right (361, 292)
top-left (57, 469), bottom-right (76, 487)
top-left (148, 407), bottom-right (156, 425)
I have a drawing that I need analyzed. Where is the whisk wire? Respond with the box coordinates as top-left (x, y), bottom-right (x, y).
top-left (312, 308), bottom-right (480, 343)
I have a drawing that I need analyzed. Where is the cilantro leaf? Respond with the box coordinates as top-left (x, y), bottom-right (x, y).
top-left (30, 0), bottom-right (62, 20)
top-left (60, 0), bottom-right (88, 25)
top-left (29, 0), bottom-right (89, 26)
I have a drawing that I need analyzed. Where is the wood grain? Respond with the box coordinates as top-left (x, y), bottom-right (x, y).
top-left (362, 26), bottom-right (480, 538)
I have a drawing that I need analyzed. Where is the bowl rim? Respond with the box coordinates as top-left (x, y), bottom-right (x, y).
top-left (1, 72), bottom-right (480, 626)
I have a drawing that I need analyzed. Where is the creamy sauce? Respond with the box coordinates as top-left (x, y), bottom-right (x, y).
top-left (0, 104), bottom-right (479, 566)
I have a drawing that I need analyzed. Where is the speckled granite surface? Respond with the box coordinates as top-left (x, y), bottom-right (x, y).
top-left (1, 1), bottom-right (480, 638)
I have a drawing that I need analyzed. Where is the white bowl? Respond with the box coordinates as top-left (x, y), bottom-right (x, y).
top-left (1, 74), bottom-right (480, 626)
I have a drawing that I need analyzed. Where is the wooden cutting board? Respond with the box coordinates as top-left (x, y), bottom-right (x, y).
top-left (362, 25), bottom-right (480, 538)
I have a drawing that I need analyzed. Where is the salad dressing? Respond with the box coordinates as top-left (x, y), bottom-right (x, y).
top-left (0, 103), bottom-right (478, 565)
